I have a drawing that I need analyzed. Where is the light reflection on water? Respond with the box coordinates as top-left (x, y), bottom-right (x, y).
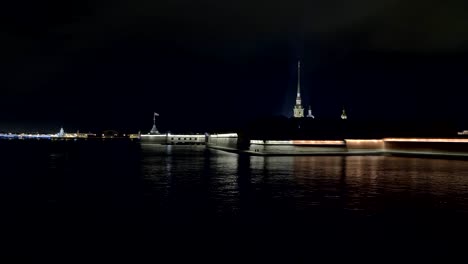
top-left (141, 144), bottom-right (242, 217)
top-left (2, 142), bottom-right (468, 260)
top-left (140, 144), bottom-right (468, 218)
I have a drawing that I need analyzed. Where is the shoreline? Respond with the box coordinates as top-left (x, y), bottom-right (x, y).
top-left (207, 145), bottom-right (468, 159)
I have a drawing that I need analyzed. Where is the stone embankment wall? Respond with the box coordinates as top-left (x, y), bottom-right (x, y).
top-left (206, 133), bottom-right (239, 150)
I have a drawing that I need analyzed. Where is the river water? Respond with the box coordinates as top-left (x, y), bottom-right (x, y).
top-left (1, 141), bottom-right (468, 262)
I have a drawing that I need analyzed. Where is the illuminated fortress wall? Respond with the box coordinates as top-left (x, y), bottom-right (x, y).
top-left (244, 138), bottom-right (468, 156)
top-left (140, 134), bottom-right (167, 144)
top-left (175, 131), bottom-right (468, 157)
top-left (207, 133), bottom-right (239, 150)
top-left (383, 138), bottom-right (468, 155)
top-left (249, 140), bottom-right (347, 154)
top-left (141, 134), bottom-right (206, 145)
top-left (345, 140), bottom-right (385, 152)
top-left (167, 135), bottom-right (205, 145)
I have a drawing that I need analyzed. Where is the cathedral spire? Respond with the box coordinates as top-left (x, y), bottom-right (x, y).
top-left (297, 60), bottom-right (301, 97)
top-left (293, 60), bottom-right (304, 118)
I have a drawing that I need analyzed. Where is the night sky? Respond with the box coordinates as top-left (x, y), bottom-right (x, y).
top-left (1, 0), bottom-right (468, 133)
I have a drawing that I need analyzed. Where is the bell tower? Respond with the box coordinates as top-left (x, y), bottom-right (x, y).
top-left (341, 107), bottom-right (347, 120)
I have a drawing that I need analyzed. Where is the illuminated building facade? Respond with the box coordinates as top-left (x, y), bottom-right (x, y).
top-left (341, 107), bottom-right (347, 120)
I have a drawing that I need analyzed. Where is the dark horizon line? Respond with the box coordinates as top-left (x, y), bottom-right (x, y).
top-left (1, 115), bottom-right (466, 135)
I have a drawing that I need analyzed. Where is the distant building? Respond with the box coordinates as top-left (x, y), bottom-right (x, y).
top-left (149, 112), bottom-right (160, 135)
top-left (306, 105), bottom-right (315, 119)
top-left (58, 127), bottom-right (65, 137)
top-left (293, 60), bottom-right (304, 118)
top-left (341, 107), bottom-right (347, 120)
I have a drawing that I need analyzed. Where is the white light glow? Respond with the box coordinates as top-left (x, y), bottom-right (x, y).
top-left (209, 133), bottom-right (238, 138)
top-left (166, 135), bottom-right (205, 138)
top-left (140, 134), bottom-right (167, 137)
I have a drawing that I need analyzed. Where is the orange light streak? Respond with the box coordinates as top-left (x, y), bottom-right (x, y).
top-left (384, 138), bottom-right (468, 143)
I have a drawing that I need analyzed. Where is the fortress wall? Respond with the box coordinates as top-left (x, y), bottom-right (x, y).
top-left (345, 140), bottom-right (385, 152)
top-left (207, 133), bottom-right (239, 150)
top-left (141, 134), bottom-right (206, 145)
top-left (167, 135), bottom-right (205, 145)
top-left (249, 140), bottom-right (347, 154)
top-left (245, 138), bottom-right (468, 156)
top-left (249, 144), bottom-right (347, 154)
top-left (384, 140), bottom-right (468, 155)
top-left (345, 139), bottom-right (468, 155)
top-left (207, 134), bottom-right (468, 156)
top-left (140, 134), bottom-right (167, 144)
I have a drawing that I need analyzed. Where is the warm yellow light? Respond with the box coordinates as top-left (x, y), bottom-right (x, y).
top-left (292, 140), bottom-right (345, 145)
top-left (384, 138), bottom-right (468, 143)
top-left (251, 140), bottom-right (345, 145)
top-left (345, 139), bottom-right (383, 143)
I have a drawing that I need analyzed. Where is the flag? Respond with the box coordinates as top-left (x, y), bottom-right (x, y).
top-left (154, 112), bottom-right (159, 117)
